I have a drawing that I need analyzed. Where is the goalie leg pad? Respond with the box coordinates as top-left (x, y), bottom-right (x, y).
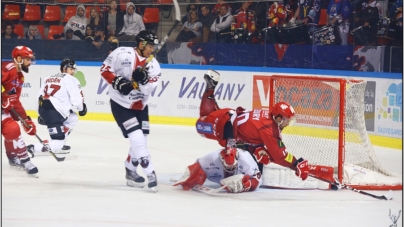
top-left (173, 162), bottom-right (207, 190)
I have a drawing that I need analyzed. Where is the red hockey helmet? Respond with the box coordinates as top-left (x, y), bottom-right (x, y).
top-left (219, 148), bottom-right (239, 173)
top-left (271, 102), bottom-right (295, 119)
top-left (12, 46), bottom-right (34, 59)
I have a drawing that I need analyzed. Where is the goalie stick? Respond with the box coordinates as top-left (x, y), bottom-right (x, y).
top-left (170, 178), bottom-right (230, 196)
top-left (309, 174), bottom-right (393, 200)
top-left (10, 108), bottom-right (66, 162)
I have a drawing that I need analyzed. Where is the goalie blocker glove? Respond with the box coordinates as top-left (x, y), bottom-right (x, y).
top-left (132, 68), bottom-right (149, 85)
top-left (112, 76), bottom-right (133, 95)
top-left (220, 174), bottom-right (260, 193)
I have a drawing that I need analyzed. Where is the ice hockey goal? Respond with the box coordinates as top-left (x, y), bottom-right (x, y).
top-left (268, 75), bottom-right (402, 190)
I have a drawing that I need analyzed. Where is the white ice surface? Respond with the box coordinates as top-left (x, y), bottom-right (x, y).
top-left (2, 120), bottom-right (403, 227)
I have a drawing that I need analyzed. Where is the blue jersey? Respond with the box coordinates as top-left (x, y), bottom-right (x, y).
top-left (327, 0), bottom-right (352, 20)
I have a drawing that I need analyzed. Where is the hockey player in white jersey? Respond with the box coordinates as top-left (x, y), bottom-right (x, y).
top-left (27, 59), bottom-right (87, 156)
top-left (174, 148), bottom-right (262, 193)
top-left (100, 30), bottom-right (160, 192)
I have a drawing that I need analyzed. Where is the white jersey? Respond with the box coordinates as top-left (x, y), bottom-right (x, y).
top-left (100, 46), bottom-right (161, 110)
top-left (197, 148), bottom-right (262, 186)
top-left (38, 72), bottom-right (84, 118)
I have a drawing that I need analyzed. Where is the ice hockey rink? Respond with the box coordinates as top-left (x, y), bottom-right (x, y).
top-left (2, 120), bottom-right (403, 227)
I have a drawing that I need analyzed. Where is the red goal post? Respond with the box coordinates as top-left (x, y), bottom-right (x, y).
top-left (268, 75), bottom-right (402, 190)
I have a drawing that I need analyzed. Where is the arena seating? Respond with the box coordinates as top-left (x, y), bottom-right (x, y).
top-left (2, 4), bottom-right (21, 21)
top-left (43, 5), bottom-right (62, 23)
top-left (22, 4), bottom-right (41, 22)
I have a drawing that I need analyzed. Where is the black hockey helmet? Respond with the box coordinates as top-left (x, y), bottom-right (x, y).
top-left (60, 58), bottom-right (77, 72)
top-left (136, 30), bottom-right (159, 47)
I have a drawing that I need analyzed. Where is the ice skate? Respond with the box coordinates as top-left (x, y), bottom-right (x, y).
top-left (8, 157), bottom-right (23, 170)
top-left (147, 171), bottom-right (158, 193)
top-left (20, 158), bottom-right (38, 177)
top-left (27, 144), bottom-right (35, 158)
top-left (204, 69), bottom-right (220, 90)
top-left (125, 168), bottom-right (145, 188)
top-left (62, 145), bottom-right (71, 150)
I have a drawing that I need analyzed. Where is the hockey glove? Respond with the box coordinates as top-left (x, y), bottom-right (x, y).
top-left (22, 116), bottom-right (36, 136)
top-left (294, 158), bottom-right (309, 181)
top-left (1, 93), bottom-right (17, 112)
top-left (79, 103), bottom-right (87, 116)
top-left (220, 174), bottom-right (257, 193)
top-left (132, 68), bottom-right (149, 85)
top-left (112, 76), bottom-right (133, 95)
top-left (173, 162), bottom-right (207, 190)
top-left (38, 115), bottom-right (45, 125)
top-left (253, 146), bottom-right (271, 165)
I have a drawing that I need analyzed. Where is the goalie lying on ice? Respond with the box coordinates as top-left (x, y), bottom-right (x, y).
top-left (173, 148), bottom-right (262, 193)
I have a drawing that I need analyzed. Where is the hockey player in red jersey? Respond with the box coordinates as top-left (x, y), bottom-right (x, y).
top-left (196, 70), bottom-right (310, 181)
top-left (1, 46), bottom-right (38, 176)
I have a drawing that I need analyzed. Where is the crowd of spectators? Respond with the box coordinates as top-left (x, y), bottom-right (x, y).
top-left (1, 0), bottom-right (402, 46)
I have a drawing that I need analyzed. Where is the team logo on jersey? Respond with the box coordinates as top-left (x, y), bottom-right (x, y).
top-left (123, 117), bottom-right (139, 130)
top-left (196, 122), bottom-right (213, 134)
top-left (142, 121), bottom-right (150, 130)
top-left (277, 140), bottom-right (285, 148)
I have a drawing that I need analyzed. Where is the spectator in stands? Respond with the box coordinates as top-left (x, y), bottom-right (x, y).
top-left (24, 25), bottom-right (43, 40)
top-left (175, 10), bottom-right (203, 42)
top-left (352, 0), bottom-right (381, 45)
top-left (62, 28), bottom-right (81, 40)
top-left (200, 5), bottom-right (216, 42)
top-left (85, 26), bottom-right (105, 49)
top-left (290, 0), bottom-right (320, 32)
top-left (64, 4), bottom-right (87, 40)
top-left (326, 0), bottom-right (352, 45)
top-left (233, 2), bottom-right (255, 31)
top-left (1, 21), bottom-right (22, 39)
top-left (103, 0), bottom-right (124, 40)
top-left (210, 4), bottom-right (234, 43)
top-left (181, 4), bottom-right (200, 25)
top-left (87, 7), bottom-right (104, 31)
top-left (116, 2), bottom-right (145, 41)
top-left (212, 0), bottom-right (232, 15)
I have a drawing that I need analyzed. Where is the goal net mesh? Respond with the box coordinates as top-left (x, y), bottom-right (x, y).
top-left (271, 76), bottom-right (393, 182)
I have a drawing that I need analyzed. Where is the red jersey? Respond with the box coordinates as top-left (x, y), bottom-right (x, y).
top-left (233, 8), bottom-right (255, 31)
top-left (233, 108), bottom-right (297, 168)
top-left (267, 3), bottom-right (289, 26)
top-left (1, 61), bottom-right (27, 119)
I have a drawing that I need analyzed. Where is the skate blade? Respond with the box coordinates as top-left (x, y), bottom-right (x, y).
top-left (126, 180), bottom-right (145, 188)
top-left (149, 186), bottom-right (158, 193)
top-left (27, 173), bottom-right (39, 178)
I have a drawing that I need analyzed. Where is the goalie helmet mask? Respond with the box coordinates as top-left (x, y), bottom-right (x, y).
top-left (271, 102), bottom-right (296, 126)
top-left (60, 58), bottom-right (77, 73)
top-left (219, 148), bottom-right (239, 173)
top-left (12, 46), bottom-right (35, 73)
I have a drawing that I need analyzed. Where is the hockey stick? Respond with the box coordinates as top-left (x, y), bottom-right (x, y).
top-left (10, 108), bottom-right (66, 162)
top-left (170, 178), bottom-right (229, 196)
top-left (309, 174), bottom-right (393, 200)
top-left (192, 184), bottom-right (229, 196)
top-left (141, 0), bottom-right (181, 70)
